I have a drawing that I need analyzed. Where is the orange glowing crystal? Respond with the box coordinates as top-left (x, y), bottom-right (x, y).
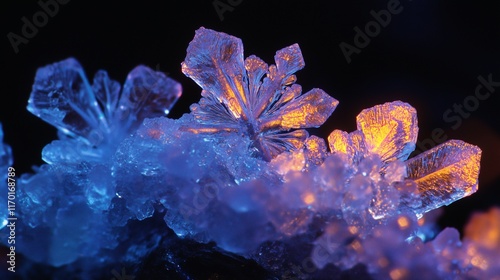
top-left (328, 101), bottom-right (482, 218)
top-left (181, 27), bottom-right (338, 160)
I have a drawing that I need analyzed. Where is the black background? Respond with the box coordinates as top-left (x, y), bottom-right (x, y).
top-left (1, 0), bottom-right (499, 237)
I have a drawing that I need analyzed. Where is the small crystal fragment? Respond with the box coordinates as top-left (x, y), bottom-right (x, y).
top-left (328, 129), bottom-right (353, 156)
top-left (405, 140), bottom-right (481, 215)
top-left (369, 180), bottom-right (400, 220)
top-left (304, 135), bottom-right (327, 167)
top-left (118, 65), bottom-right (182, 130)
top-left (269, 149), bottom-right (305, 176)
top-left (356, 101), bottom-right (418, 165)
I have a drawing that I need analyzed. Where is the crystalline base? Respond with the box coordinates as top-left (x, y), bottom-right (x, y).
top-left (0, 28), bottom-right (491, 280)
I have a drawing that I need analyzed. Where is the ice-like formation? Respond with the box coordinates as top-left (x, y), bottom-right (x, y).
top-left (11, 60), bottom-right (182, 269)
top-left (182, 27), bottom-right (338, 160)
top-left (0, 28), bottom-right (492, 279)
top-left (27, 58), bottom-right (181, 163)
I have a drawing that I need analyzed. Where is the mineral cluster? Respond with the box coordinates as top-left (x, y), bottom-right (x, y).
top-left (1, 28), bottom-right (494, 279)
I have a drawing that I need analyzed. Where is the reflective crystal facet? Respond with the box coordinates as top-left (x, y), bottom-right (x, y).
top-left (182, 27), bottom-right (338, 160)
top-left (7, 28), bottom-right (489, 280)
top-left (405, 140), bottom-right (481, 215)
top-left (27, 58), bottom-right (181, 162)
top-left (327, 101), bottom-right (481, 220)
top-left (356, 101), bottom-right (418, 165)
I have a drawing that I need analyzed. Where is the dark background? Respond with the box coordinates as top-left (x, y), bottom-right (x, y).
top-left (1, 0), bottom-right (499, 234)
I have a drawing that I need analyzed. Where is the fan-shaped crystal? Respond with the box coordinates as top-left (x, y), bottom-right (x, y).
top-left (27, 58), bottom-right (181, 162)
top-left (405, 140), bottom-right (481, 215)
top-left (356, 101), bottom-right (418, 164)
top-left (182, 27), bottom-right (338, 160)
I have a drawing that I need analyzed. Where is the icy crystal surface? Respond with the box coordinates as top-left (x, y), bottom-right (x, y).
top-left (406, 140), bottom-right (481, 214)
top-left (27, 58), bottom-right (181, 163)
top-left (328, 101), bottom-right (481, 219)
top-left (182, 27), bottom-right (338, 160)
top-left (1, 28), bottom-right (489, 280)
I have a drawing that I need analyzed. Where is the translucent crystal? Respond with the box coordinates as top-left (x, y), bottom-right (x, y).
top-left (405, 140), bottom-right (481, 215)
top-left (368, 180), bottom-right (400, 220)
top-left (327, 129), bottom-right (355, 159)
top-left (328, 101), bottom-right (417, 167)
top-left (326, 101), bottom-right (482, 220)
top-left (342, 174), bottom-right (373, 211)
top-left (5, 28), bottom-right (490, 280)
top-left (118, 65), bottom-right (182, 128)
top-left (269, 149), bottom-right (305, 176)
top-left (182, 27), bottom-right (338, 160)
top-left (356, 101), bottom-right (418, 165)
top-left (304, 135), bottom-right (328, 168)
top-left (27, 58), bottom-right (181, 162)
top-left (393, 179), bottom-right (422, 210)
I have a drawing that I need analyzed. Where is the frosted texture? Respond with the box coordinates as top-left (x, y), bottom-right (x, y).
top-left (27, 58), bottom-right (181, 163)
top-left (0, 28), bottom-right (490, 280)
top-left (182, 28), bottom-right (338, 160)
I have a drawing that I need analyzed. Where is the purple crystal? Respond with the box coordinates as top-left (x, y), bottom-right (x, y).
top-left (182, 27), bottom-right (338, 160)
top-left (405, 140), bottom-right (481, 215)
top-left (27, 58), bottom-right (181, 162)
top-left (3, 28), bottom-right (489, 280)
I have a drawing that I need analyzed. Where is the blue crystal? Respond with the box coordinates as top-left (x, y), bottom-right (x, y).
top-left (182, 27), bottom-right (338, 160)
top-left (28, 58), bottom-right (181, 163)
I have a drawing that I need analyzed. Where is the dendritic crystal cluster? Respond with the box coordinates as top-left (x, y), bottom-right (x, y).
top-left (28, 57), bottom-right (181, 163)
top-left (1, 27), bottom-right (493, 279)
